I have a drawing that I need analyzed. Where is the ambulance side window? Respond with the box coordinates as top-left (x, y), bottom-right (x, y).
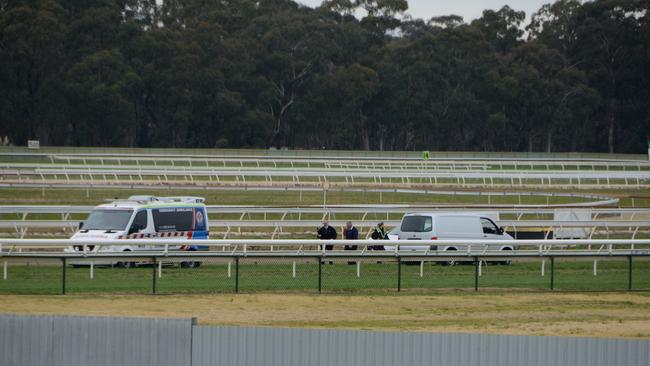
top-left (152, 208), bottom-right (193, 232)
top-left (129, 210), bottom-right (148, 234)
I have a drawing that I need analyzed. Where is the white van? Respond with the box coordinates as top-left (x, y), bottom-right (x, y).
top-left (387, 213), bottom-right (514, 258)
top-left (65, 196), bottom-right (209, 267)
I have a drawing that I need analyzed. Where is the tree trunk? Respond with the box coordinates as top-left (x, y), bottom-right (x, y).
top-left (359, 109), bottom-right (370, 150)
top-left (608, 115), bottom-right (615, 153)
top-left (361, 128), bottom-right (370, 151)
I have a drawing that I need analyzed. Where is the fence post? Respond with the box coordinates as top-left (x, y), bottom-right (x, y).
top-left (61, 258), bottom-right (66, 295)
top-left (152, 257), bottom-right (157, 294)
top-left (318, 256), bottom-right (322, 293)
top-left (397, 257), bottom-right (401, 292)
top-left (628, 255), bottom-right (633, 290)
top-left (235, 257), bottom-right (239, 293)
top-left (550, 256), bottom-right (555, 290)
top-left (474, 256), bottom-right (479, 291)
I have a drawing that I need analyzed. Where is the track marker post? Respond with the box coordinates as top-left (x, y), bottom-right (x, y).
top-left (152, 257), bottom-right (157, 294)
top-left (550, 256), bottom-right (555, 290)
top-left (61, 258), bottom-right (66, 295)
top-left (235, 257), bottom-right (240, 293)
top-left (474, 257), bottom-right (479, 291)
top-left (318, 256), bottom-right (322, 293)
top-left (628, 255), bottom-right (633, 290)
top-left (397, 257), bottom-right (401, 292)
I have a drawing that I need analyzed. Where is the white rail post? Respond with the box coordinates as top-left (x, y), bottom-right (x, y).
top-left (292, 261), bottom-right (296, 278)
top-left (356, 261), bottom-right (361, 278)
top-left (3, 261), bottom-right (7, 280)
top-left (90, 262), bottom-right (94, 279)
top-left (158, 261), bottom-right (162, 278)
top-left (541, 260), bottom-right (545, 277)
top-left (593, 260), bottom-right (598, 276)
top-left (227, 261), bottom-right (232, 278)
top-left (478, 260), bottom-right (482, 277)
top-left (419, 260), bottom-right (424, 278)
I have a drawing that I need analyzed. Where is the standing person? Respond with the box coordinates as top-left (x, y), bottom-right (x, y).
top-left (343, 221), bottom-right (359, 250)
top-left (343, 221), bottom-right (359, 265)
top-left (370, 222), bottom-right (388, 250)
top-left (317, 220), bottom-right (337, 250)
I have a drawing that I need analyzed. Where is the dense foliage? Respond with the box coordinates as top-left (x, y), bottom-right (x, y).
top-left (1, 0), bottom-right (648, 152)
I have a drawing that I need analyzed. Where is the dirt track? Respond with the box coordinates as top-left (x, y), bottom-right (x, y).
top-left (1, 292), bottom-right (649, 338)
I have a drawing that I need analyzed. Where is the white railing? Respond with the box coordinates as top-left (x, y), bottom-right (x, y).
top-left (5, 205), bottom-right (650, 239)
top-left (4, 204), bottom-right (646, 217)
top-left (1, 238), bottom-right (649, 257)
top-left (2, 151), bottom-right (648, 170)
top-left (0, 168), bottom-right (650, 188)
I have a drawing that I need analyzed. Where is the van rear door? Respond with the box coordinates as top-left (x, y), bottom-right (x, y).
top-left (399, 215), bottom-right (433, 240)
top-left (397, 215), bottom-right (435, 251)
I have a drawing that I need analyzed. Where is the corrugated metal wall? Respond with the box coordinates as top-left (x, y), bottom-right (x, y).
top-left (0, 314), bottom-right (192, 366)
top-left (1, 314), bottom-right (649, 366)
top-left (192, 326), bottom-right (650, 366)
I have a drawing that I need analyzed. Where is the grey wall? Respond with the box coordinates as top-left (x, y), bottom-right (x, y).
top-left (192, 326), bottom-right (650, 366)
top-left (1, 314), bottom-right (649, 366)
top-left (0, 314), bottom-right (192, 366)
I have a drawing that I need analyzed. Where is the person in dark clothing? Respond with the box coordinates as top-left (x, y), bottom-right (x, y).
top-left (343, 221), bottom-right (359, 265)
top-left (343, 221), bottom-right (359, 250)
top-left (317, 220), bottom-right (337, 250)
top-left (370, 222), bottom-right (388, 250)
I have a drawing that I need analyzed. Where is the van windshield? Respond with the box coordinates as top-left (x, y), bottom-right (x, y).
top-left (82, 209), bottom-right (133, 231)
top-left (400, 216), bottom-right (433, 232)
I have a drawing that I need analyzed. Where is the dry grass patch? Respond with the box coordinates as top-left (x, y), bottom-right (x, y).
top-left (1, 292), bottom-right (649, 338)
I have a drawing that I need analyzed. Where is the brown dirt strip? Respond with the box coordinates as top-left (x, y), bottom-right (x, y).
top-left (1, 292), bottom-right (649, 338)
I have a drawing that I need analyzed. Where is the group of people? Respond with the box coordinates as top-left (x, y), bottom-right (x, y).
top-left (317, 220), bottom-right (388, 251)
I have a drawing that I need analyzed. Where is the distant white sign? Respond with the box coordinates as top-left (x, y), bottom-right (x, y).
top-left (27, 140), bottom-right (40, 149)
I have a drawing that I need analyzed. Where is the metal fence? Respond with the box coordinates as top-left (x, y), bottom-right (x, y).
top-left (1, 314), bottom-right (649, 366)
top-left (1, 251), bottom-right (649, 295)
top-left (192, 326), bottom-right (650, 366)
top-left (0, 314), bottom-right (192, 366)
top-left (1, 238), bottom-right (649, 295)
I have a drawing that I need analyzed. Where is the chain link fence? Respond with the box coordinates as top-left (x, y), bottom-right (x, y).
top-left (1, 255), bottom-right (649, 295)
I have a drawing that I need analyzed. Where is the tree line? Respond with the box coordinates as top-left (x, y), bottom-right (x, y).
top-left (1, 0), bottom-right (648, 153)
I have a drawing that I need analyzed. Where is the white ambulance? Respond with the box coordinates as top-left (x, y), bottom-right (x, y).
top-left (66, 196), bottom-right (209, 267)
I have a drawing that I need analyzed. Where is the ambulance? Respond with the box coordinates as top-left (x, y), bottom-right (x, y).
top-left (66, 196), bottom-right (209, 267)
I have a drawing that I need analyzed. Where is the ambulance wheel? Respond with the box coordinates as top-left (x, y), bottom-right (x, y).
top-left (116, 249), bottom-right (136, 268)
top-left (180, 247), bottom-right (201, 268)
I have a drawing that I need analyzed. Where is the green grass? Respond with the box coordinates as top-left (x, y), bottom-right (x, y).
top-left (1, 259), bottom-right (649, 295)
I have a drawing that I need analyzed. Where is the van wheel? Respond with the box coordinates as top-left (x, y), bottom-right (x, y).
top-left (499, 247), bottom-right (512, 265)
top-left (442, 247), bottom-right (457, 266)
top-left (116, 249), bottom-right (135, 268)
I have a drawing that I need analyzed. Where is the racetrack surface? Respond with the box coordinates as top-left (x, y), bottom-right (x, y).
top-left (1, 292), bottom-right (649, 338)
